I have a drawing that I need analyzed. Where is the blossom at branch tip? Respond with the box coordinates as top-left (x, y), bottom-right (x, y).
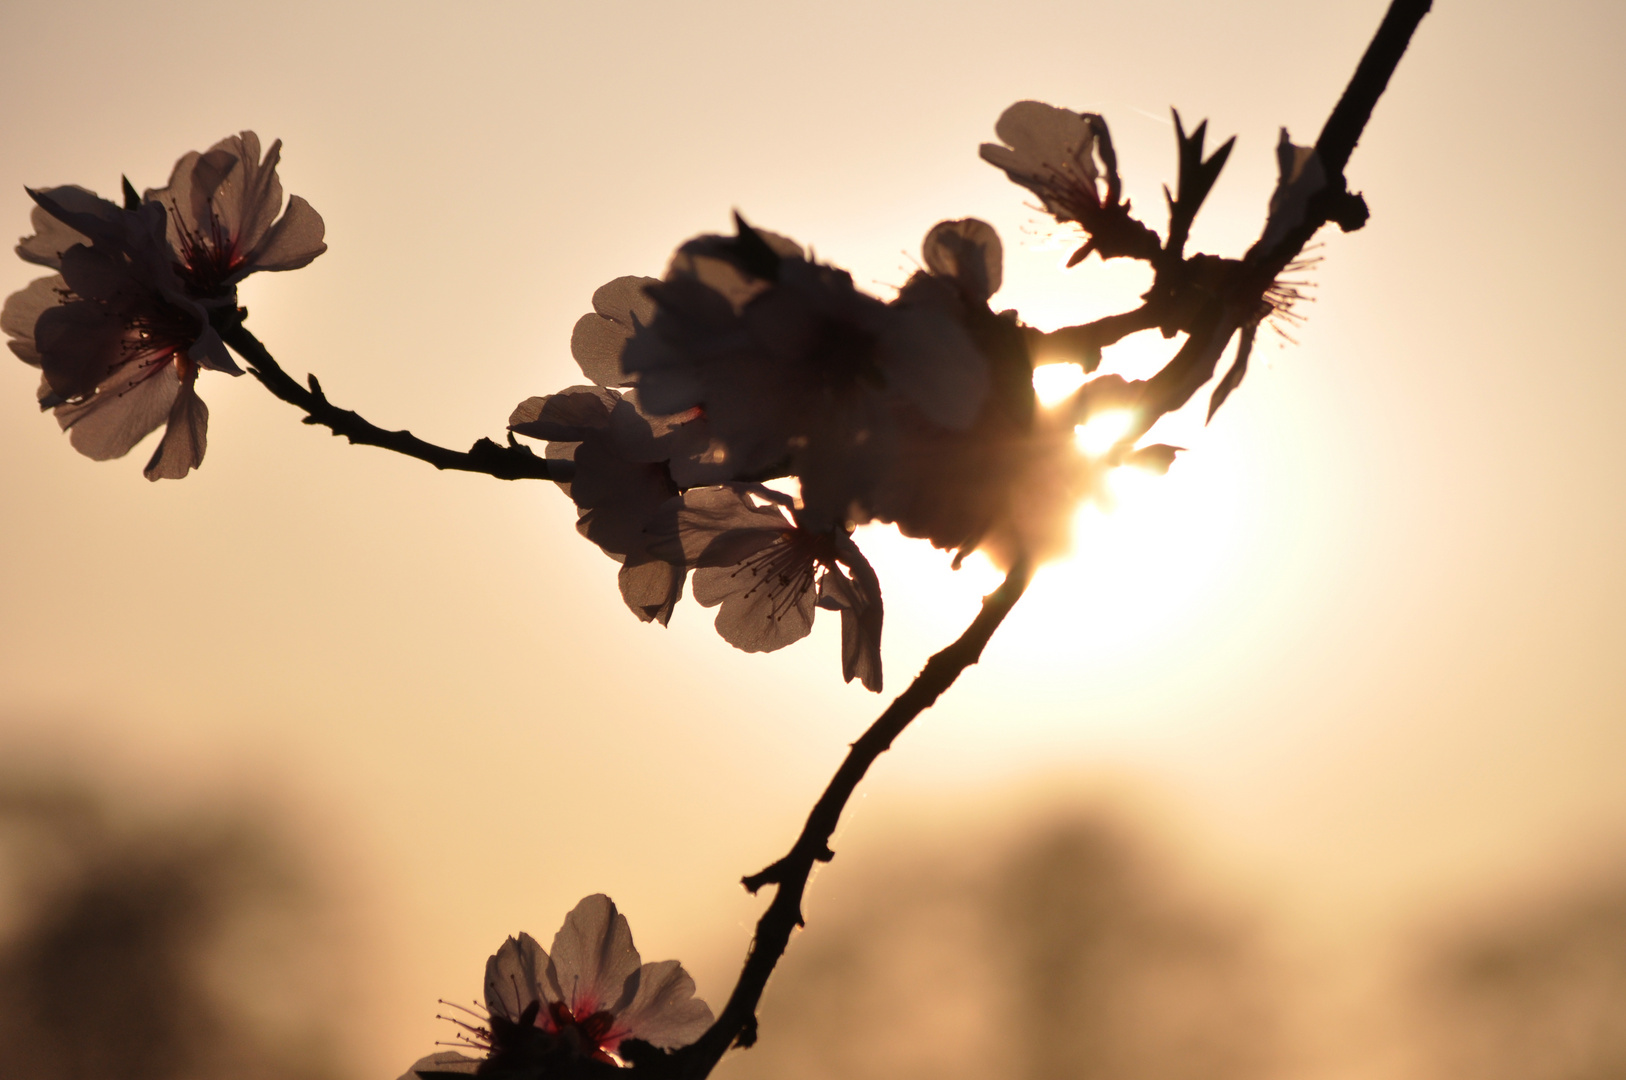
top-left (144, 131), bottom-right (327, 301)
top-left (650, 484), bottom-right (883, 691)
top-left (980, 100), bottom-right (1104, 222)
top-left (398, 894), bottom-right (712, 1079)
top-left (8, 132), bottom-right (324, 479)
top-left (980, 101), bottom-right (1161, 263)
top-left (6, 191), bottom-right (232, 480)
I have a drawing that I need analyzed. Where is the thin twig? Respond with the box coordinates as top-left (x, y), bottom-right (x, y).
top-left (1027, 304), bottom-right (1161, 369)
top-left (217, 316), bottom-right (566, 482)
top-left (671, 559), bottom-right (1033, 1079)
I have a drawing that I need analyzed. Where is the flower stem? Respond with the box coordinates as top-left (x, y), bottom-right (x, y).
top-left (672, 559), bottom-right (1033, 1079)
top-left (217, 315), bottom-right (567, 482)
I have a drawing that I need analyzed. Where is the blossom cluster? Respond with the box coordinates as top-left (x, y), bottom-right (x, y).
top-left (6, 103), bottom-right (1325, 691)
top-left (4, 132), bottom-right (325, 479)
top-left (507, 94), bottom-right (1326, 689)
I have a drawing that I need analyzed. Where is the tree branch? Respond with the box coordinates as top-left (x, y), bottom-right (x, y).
top-left (671, 559), bottom-right (1033, 1079)
top-left (1315, 0), bottom-right (1433, 176)
top-left (217, 315), bottom-right (567, 482)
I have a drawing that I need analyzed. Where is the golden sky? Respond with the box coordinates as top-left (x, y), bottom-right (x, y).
top-left (2, 2), bottom-right (1624, 1077)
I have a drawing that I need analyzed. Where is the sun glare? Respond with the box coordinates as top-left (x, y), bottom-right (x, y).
top-left (1075, 409), bottom-right (1135, 456)
top-left (1032, 363), bottom-right (1087, 406)
top-left (859, 447), bottom-right (1241, 683)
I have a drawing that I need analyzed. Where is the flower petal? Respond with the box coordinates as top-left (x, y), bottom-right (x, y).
top-left (57, 359), bottom-right (180, 461)
top-left (248, 194), bottom-right (328, 272)
top-left (143, 379), bottom-right (208, 481)
top-left (980, 100), bottom-right (1102, 219)
top-left (618, 557), bottom-right (685, 626)
top-left (16, 186), bottom-right (105, 268)
top-left (3, 276), bottom-right (63, 366)
top-left (693, 546), bottom-right (818, 653)
top-left (572, 276), bottom-right (659, 388)
top-left (647, 485), bottom-right (788, 567)
top-left (544, 894), bottom-right (641, 1017)
top-left (609, 960), bottom-right (713, 1050)
top-left (922, 218), bottom-right (1003, 302)
top-left (822, 533), bottom-right (884, 692)
top-left (484, 932), bottom-right (548, 1023)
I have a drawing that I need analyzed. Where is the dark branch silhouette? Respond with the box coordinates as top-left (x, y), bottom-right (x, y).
top-left (217, 315), bottom-right (567, 482)
top-left (672, 559), bottom-right (1034, 1079)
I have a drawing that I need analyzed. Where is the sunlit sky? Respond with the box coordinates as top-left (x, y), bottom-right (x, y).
top-left (3, 1), bottom-right (1625, 1076)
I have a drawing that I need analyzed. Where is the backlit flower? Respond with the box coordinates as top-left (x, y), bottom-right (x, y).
top-left (9, 132), bottom-right (324, 478)
top-left (401, 894), bottom-right (712, 1079)
top-left (6, 190), bottom-right (233, 480)
top-left (980, 101), bottom-right (1161, 263)
top-left (623, 217), bottom-right (989, 529)
top-left (509, 385), bottom-right (699, 625)
top-left (651, 484), bottom-right (883, 691)
top-left (979, 100), bottom-right (1105, 225)
top-left (144, 131), bottom-right (326, 301)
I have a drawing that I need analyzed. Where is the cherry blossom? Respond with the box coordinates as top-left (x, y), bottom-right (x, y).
top-left (400, 895), bottom-right (711, 1079)
top-left (144, 131), bottom-right (327, 301)
top-left (623, 216), bottom-right (989, 529)
top-left (6, 190), bottom-right (232, 480)
top-left (509, 385), bottom-right (696, 625)
top-left (979, 100), bottom-right (1105, 225)
top-left (650, 484), bottom-right (883, 691)
top-left (7, 132), bottom-right (324, 478)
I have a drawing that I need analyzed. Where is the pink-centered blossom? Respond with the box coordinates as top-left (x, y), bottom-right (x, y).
top-left (6, 191), bottom-right (231, 480)
top-left (398, 895), bottom-right (712, 1079)
top-left (650, 484), bottom-right (883, 691)
top-left (979, 100), bottom-right (1105, 226)
top-left (144, 131), bottom-right (327, 301)
top-left (7, 132), bottom-right (324, 478)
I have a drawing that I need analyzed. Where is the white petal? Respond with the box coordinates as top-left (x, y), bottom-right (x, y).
top-left (923, 218), bottom-right (1003, 301)
top-left (572, 276), bottom-right (659, 388)
top-left (143, 381), bottom-right (208, 481)
top-left (484, 932), bottom-right (548, 1022)
top-left (245, 194), bottom-right (327, 273)
top-left (611, 959), bottom-right (713, 1050)
top-left (3, 276), bottom-right (64, 366)
top-left (59, 361), bottom-right (180, 461)
top-left (545, 894), bottom-right (641, 1016)
top-left (696, 554), bottom-right (817, 652)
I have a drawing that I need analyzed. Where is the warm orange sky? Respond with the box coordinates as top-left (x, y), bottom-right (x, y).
top-left (3, 2), bottom-right (1624, 1077)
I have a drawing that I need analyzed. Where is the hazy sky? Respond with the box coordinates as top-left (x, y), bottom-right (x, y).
top-left (2, 2), bottom-right (1624, 1077)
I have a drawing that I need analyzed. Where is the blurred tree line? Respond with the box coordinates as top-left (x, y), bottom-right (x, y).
top-left (3, 771), bottom-right (1624, 1080)
top-left (0, 772), bottom-right (346, 1080)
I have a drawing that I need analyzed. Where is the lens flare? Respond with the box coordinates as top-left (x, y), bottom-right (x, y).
top-left (1074, 409), bottom-right (1135, 456)
top-left (1032, 363), bottom-right (1087, 406)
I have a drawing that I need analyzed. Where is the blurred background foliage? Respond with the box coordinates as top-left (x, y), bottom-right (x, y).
top-left (0, 771), bottom-right (347, 1080)
top-left (4, 768), bottom-right (1626, 1080)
